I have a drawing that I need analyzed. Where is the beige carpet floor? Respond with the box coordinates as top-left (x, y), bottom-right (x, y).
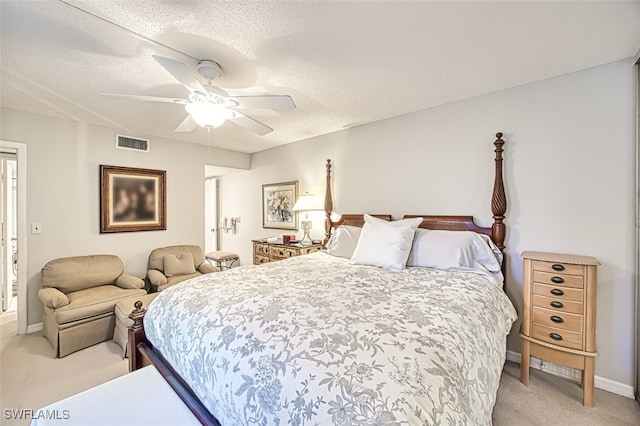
top-left (1, 311), bottom-right (639, 425)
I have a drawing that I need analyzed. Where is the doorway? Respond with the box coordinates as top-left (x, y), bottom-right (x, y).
top-left (635, 50), bottom-right (640, 404)
top-left (0, 140), bottom-right (26, 335)
top-left (204, 177), bottom-right (219, 254)
top-left (204, 165), bottom-right (245, 255)
top-left (1, 153), bottom-right (17, 314)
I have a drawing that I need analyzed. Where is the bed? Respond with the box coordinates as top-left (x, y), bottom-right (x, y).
top-left (127, 132), bottom-right (516, 425)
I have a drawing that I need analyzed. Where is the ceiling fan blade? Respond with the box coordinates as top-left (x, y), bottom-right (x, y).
top-left (228, 112), bottom-right (273, 136)
top-left (153, 55), bottom-right (206, 94)
top-left (229, 95), bottom-right (295, 110)
top-left (100, 93), bottom-right (187, 104)
top-left (174, 115), bottom-right (199, 132)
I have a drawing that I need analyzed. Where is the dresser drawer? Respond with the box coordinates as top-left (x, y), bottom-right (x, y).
top-left (269, 246), bottom-right (298, 259)
top-left (532, 260), bottom-right (584, 276)
top-left (532, 323), bottom-right (583, 350)
top-left (301, 246), bottom-right (322, 255)
top-left (532, 306), bottom-right (583, 332)
top-left (532, 294), bottom-right (583, 314)
top-left (533, 283), bottom-right (583, 302)
top-left (254, 244), bottom-right (269, 255)
top-left (253, 254), bottom-right (269, 265)
top-left (533, 271), bottom-right (583, 289)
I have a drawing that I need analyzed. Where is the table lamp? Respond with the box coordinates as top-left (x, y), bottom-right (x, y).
top-left (292, 192), bottom-right (323, 245)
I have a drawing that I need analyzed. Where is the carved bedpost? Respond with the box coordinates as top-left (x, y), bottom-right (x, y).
top-left (323, 159), bottom-right (333, 246)
top-left (491, 133), bottom-right (507, 250)
top-left (128, 301), bottom-right (147, 372)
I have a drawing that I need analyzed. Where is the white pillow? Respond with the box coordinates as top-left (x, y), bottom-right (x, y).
top-left (351, 215), bottom-right (423, 270)
top-left (407, 229), bottom-right (501, 272)
top-left (326, 225), bottom-right (362, 258)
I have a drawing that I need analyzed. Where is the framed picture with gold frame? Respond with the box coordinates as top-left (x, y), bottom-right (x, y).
top-left (100, 165), bottom-right (166, 233)
top-left (262, 181), bottom-right (298, 230)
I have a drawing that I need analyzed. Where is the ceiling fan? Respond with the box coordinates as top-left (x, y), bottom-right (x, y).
top-left (100, 55), bottom-right (295, 135)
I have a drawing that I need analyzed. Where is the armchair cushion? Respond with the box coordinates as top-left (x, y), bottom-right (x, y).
top-left (41, 255), bottom-right (125, 293)
top-left (52, 285), bottom-right (145, 325)
top-left (115, 274), bottom-right (145, 290)
top-left (197, 263), bottom-right (218, 274)
top-left (148, 245), bottom-right (205, 272)
top-left (147, 269), bottom-right (167, 288)
top-left (38, 287), bottom-right (70, 310)
top-left (164, 253), bottom-right (196, 277)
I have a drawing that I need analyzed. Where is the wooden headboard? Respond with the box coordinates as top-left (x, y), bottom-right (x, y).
top-left (322, 132), bottom-right (507, 250)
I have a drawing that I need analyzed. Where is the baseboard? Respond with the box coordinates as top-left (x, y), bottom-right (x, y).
top-left (594, 375), bottom-right (636, 399)
top-left (506, 350), bottom-right (635, 399)
top-left (27, 322), bottom-right (42, 334)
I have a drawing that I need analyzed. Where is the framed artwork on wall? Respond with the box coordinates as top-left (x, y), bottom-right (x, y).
top-left (262, 181), bottom-right (298, 230)
top-left (100, 165), bottom-right (166, 233)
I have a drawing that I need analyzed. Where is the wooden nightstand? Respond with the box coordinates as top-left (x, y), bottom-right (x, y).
top-left (252, 239), bottom-right (323, 265)
top-left (520, 251), bottom-right (600, 407)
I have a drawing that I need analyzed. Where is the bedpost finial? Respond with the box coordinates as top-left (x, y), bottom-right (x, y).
top-left (491, 132), bottom-right (507, 250)
top-left (324, 159), bottom-right (333, 246)
top-left (129, 300), bottom-right (147, 332)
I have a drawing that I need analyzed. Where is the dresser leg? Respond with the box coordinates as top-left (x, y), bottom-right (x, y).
top-left (521, 340), bottom-right (530, 385)
top-left (583, 357), bottom-right (594, 407)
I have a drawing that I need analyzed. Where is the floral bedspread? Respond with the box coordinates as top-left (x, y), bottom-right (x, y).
top-left (145, 252), bottom-right (517, 426)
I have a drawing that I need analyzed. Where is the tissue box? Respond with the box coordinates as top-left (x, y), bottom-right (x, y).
top-left (282, 234), bottom-right (297, 244)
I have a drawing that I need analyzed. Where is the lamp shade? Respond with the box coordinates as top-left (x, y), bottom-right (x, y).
top-left (185, 102), bottom-right (232, 128)
top-left (292, 192), bottom-right (323, 212)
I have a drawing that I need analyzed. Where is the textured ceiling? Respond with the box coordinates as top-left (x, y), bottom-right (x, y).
top-left (1, 1), bottom-right (639, 153)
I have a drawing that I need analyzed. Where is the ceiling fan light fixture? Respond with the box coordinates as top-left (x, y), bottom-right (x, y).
top-left (185, 102), bottom-right (232, 129)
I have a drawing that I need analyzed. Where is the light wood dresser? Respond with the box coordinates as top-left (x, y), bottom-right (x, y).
top-left (520, 251), bottom-right (600, 407)
top-left (252, 239), bottom-right (323, 265)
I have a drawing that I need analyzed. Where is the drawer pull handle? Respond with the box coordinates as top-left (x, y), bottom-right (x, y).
top-left (550, 276), bottom-right (565, 284)
top-left (550, 301), bottom-right (564, 309)
top-left (550, 288), bottom-right (565, 296)
top-left (549, 333), bottom-right (563, 341)
top-left (551, 264), bottom-right (565, 271)
top-left (550, 315), bottom-right (564, 323)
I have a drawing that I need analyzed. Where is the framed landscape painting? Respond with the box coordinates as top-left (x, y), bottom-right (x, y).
top-left (100, 165), bottom-right (166, 233)
top-left (262, 181), bottom-right (298, 230)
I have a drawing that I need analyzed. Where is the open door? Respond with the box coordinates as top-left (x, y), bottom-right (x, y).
top-left (204, 177), bottom-right (218, 254)
top-left (634, 49), bottom-right (640, 405)
top-left (1, 155), bottom-right (17, 313)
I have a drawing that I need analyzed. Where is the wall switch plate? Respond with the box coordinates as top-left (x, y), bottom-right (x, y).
top-left (31, 223), bottom-right (42, 234)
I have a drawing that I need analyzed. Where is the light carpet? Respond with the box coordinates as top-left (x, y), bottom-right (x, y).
top-left (1, 312), bottom-right (639, 425)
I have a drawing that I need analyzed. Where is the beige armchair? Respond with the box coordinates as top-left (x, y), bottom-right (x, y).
top-left (147, 245), bottom-right (218, 292)
top-left (39, 255), bottom-right (146, 357)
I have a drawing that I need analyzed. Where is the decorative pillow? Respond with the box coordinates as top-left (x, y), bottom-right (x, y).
top-left (351, 215), bottom-right (423, 270)
top-left (406, 229), bottom-right (502, 272)
top-left (326, 225), bottom-right (362, 258)
top-left (163, 252), bottom-right (196, 277)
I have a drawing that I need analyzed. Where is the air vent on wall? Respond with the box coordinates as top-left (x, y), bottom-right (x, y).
top-left (116, 134), bottom-right (149, 152)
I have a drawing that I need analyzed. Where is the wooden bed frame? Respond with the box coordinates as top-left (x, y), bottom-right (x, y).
top-left (127, 132), bottom-right (507, 425)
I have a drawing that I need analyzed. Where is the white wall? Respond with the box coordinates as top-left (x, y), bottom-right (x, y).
top-left (218, 59), bottom-right (636, 387)
top-left (0, 108), bottom-right (250, 325)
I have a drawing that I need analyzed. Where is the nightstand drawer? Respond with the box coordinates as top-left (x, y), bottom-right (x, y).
top-left (533, 306), bottom-right (583, 332)
top-left (533, 283), bottom-right (583, 302)
top-left (533, 271), bottom-right (583, 289)
top-left (532, 261), bottom-right (584, 276)
top-left (532, 294), bottom-right (583, 314)
top-left (532, 323), bottom-right (583, 350)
